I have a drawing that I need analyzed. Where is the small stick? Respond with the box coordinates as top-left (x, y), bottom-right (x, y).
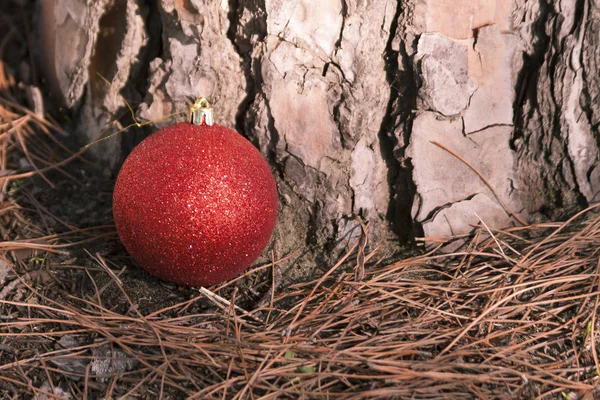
top-left (198, 287), bottom-right (262, 324)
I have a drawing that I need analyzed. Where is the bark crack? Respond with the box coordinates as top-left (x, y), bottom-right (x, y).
top-left (420, 193), bottom-right (480, 224)
top-left (376, 0), bottom-right (419, 241)
top-left (333, 91), bottom-right (349, 149)
top-left (90, 1), bottom-right (161, 160)
top-left (330, 7), bottom-right (352, 149)
top-left (512, 0), bottom-right (552, 147)
top-left (263, 92), bottom-right (283, 178)
top-left (466, 123), bottom-right (514, 135)
top-left (127, 0), bottom-right (164, 144)
top-left (226, 0), bottom-right (267, 138)
top-left (334, 0), bottom-right (348, 56)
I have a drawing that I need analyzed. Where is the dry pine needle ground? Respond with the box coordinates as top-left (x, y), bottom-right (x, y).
top-left (3, 158), bottom-right (600, 400)
top-left (2, 2), bottom-right (600, 399)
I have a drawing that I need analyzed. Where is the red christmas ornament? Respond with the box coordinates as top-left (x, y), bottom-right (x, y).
top-left (113, 98), bottom-right (278, 287)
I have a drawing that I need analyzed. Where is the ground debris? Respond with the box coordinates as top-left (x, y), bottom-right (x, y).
top-left (91, 344), bottom-right (137, 382)
top-left (37, 381), bottom-right (71, 400)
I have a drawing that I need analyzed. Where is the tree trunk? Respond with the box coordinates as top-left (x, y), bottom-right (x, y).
top-left (40, 0), bottom-right (600, 265)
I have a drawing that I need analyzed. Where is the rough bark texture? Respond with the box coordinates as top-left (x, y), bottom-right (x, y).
top-left (513, 0), bottom-right (600, 221)
top-left (40, 0), bottom-right (600, 267)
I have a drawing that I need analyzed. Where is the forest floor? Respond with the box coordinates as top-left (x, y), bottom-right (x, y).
top-left (2, 1), bottom-right (600, 399)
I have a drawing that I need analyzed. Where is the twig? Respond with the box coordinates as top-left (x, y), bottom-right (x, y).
top-left (198, 287), bottom-right (263, 325)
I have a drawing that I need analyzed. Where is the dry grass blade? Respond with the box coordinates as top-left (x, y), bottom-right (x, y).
top-left (431, 140), bottom-right (527, 226)
top-left (350, 216), bottom-right (369, 282)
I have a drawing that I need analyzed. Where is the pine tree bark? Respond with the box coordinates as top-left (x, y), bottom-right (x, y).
top-left (40, 0), bottom-right (600, 268)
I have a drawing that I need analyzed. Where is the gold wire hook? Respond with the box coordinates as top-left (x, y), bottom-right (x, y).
top-left (80, 73), bottom-right (186, 150)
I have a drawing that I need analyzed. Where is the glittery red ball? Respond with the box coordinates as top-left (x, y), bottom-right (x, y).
top-left (113, 122), bottom-right (278, 287)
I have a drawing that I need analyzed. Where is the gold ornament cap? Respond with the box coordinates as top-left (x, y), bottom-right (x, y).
top-left (189, 97), bottom-right (214, 126)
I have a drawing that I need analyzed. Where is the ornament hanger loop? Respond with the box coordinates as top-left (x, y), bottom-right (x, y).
top-left (189, 97), bottom-right (214, 126)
